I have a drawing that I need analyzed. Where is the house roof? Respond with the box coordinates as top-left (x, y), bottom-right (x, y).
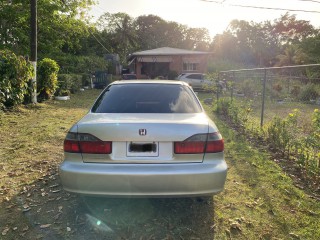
top-left (130, 47), bottom-right (210, 57)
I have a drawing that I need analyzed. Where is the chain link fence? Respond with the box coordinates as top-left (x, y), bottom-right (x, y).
top-left (217, 64), bottom-right (320, 127)
top-left (212, 64), bottom-right (320, 182)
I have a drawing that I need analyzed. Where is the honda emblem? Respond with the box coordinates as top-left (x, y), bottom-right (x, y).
top-left (139, 129), bottom-right (147, 136)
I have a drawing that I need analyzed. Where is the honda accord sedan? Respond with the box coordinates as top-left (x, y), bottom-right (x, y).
top-left (59, 80), bottom-right (227, 197)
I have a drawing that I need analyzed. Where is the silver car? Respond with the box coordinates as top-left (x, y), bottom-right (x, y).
top-left (59, 80), bottom-right (227, 197)
top-left (176, 73), bottom-right (213, 90)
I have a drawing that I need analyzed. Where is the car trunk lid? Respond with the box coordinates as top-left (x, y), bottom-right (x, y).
top-left (76, 113), bottom-right (211, 163)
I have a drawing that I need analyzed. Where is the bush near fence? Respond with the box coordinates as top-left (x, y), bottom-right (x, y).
top-left (0, 50), bottom-right (34, 109)
top-left (37, 58), bottom-right (60, 100)
top-left (215, 65), bottom-right (320, 187)
top-left (56, 74), bottom-right (83, 96)
top-left (215, 96), bottom-right (320, 186)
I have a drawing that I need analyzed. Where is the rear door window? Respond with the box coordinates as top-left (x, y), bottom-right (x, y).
top-left (186, 74), bottom-right (203, 80)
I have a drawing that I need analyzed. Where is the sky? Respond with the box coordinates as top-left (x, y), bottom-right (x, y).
top-left (89, 0), bottom-right (320, 38)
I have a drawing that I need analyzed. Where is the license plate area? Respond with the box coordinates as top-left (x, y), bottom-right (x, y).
top-left (126, 142), bottom-right (159, 157)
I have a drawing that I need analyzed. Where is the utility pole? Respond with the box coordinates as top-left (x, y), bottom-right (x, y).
top-left (30, 0), bottom-right (37, 103)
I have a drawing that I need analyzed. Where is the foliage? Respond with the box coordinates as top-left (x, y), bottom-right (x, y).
top-left (0, 0), bottom-right (95, 57)
top-left (215, 98), bottom-right (253, 128)
top-left (275, 45), bottom-right (308, 66)
top-left (294, 109), bottom-right (320, 176)
top-left (57, 74), bottom-right (83, 94)
top-left (210, 13), bottom-right (316, 67)
top-left (0, 50), bottom-right (33, 108)
top-left (266, 109), bottom-right (299, 154)
top-left (97, 12), bottom-right (137, 63)
top-left (207, 58), bottom-right (245, 73)
top-left (299, 84), bottom-right (320, 101)
top-left (300, 32), bottom-right (320, 63)
top-left (1, 2), bottom-right (320, 76)
top-left (238, 79), bottom-right (257, 97)
top-left (55, 55), bottom-right (107, 74)
top-left (37, 58), bottom-right (60, 100)
top-left (214, 97), bottom-right (320, 183)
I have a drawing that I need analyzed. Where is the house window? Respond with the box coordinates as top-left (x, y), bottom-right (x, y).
top-left (183, 62), bottom-right (198, 71)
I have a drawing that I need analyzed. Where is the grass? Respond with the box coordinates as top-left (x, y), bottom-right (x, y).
top-left (0, 89), bottom-right (101, 200)
top-left (0, 90), bottom-right (319, 239)
top-left (208, 109), bottom-right (320, 239)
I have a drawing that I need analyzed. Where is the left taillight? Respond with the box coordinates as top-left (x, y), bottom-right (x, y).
top-left (174, 132), bottom-right (224, 154)
top-left (64, 132), bottom-right (112, 154)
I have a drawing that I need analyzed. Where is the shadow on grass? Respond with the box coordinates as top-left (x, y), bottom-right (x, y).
top-left (1, 172), bottom-right (215, 240)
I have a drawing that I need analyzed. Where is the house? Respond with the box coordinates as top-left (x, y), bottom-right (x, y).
top-left (127, 47), bottom-right (211, 79)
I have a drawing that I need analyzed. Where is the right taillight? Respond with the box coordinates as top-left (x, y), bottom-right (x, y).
top-left (64, 132), bottom-right (112, 154)
top-left (174, 132), bottom-right (224, 154)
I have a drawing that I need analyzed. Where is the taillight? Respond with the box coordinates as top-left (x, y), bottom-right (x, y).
top-left (174, 133), bottom-right (224, 154)
top-left (64, 132), bottom-right (112, 154)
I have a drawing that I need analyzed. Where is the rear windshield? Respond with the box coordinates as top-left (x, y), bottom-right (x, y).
top-left (91, 83), bottom-right (202, 113)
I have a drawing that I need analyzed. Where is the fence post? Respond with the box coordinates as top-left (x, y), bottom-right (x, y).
top-left (231, 71), bottom-right (235, 102)
top-left (216, 73), bottom-right (220, 101)
top-left (260, 68), bottom-right (267, 127)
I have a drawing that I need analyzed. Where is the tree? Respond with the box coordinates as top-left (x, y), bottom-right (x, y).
top-left (182, 27), bottom-right (210, 51)
top-left (300, 30), bottom-right (320, 63)
top-left (272, 12), bottom-right (316, 45)
top-left (275, 45), bottom-right (308, 66)
top-left (0, 0), bottom-right (94, 58)
top-left (97, 12), bottom-right (137, 63)
top-left (134, 14), bottom-right (168, 49)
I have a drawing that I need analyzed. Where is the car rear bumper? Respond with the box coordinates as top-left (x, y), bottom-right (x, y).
top-left (59, 159), bottom-right (227, 197)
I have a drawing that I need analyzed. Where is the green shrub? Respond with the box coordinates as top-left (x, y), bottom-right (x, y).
top-left (266, 109), bottom-right (299, 154)
top-left (290, 85), bottom-right (301, 98)
top-left (238, 79), bottom-right (256, 97)
top-left (299, 109), bottom-right (320, 174)
top-left (37, 58), bottom-right (59, 100)
top-left (299, 84), bottom-right (319, 101)
top-left (57, 74), bottom-right (82, 94)
top-left (56, 55), bottom-right (107, 74)
top-left (0, 50), bottom-right (34, 108)
top-left (82, 74), bottom-right (91, 86)
top-left (215, 98), bottom-right (232, 116)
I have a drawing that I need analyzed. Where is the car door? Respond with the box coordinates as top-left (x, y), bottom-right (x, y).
top-left (186, 74), bottom-right (204, 88)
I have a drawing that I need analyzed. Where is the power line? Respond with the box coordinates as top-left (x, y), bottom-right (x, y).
top-left (89, 30), bottom-right (110, 53)
top-left (295, 0), bottom-right (320, 3)
top-left (229, 4), bottom-right (320, 13)
top-left (201, 0), bottom-right (320, 13)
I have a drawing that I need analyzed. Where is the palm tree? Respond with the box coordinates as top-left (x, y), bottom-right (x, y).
top-left (276, 45), bottom-right (308, 66)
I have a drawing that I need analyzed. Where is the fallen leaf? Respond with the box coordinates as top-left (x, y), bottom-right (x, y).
top-left (2, 227), bottom-right (9, 236)
top-left (40, 224), bottom-right (51, 229)
top-left (23, 204), bottom-right (29, 209)
top-left (51, 189), bottom-right (61, 193)
top-left (22, 226), bottom-right (29, 232)
top-left (230, 221), bottom-right (242, 232)
top-left (22, 208), bottom-right (31, 212)
top-left (289, 233), bottom-right (300, 239)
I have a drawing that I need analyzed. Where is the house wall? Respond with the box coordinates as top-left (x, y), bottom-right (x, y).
top-left (134, 54), bottom-right (209, 79)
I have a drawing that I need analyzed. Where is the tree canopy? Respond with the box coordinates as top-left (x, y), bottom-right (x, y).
top-left (0, 1), bottom-right (319, 71)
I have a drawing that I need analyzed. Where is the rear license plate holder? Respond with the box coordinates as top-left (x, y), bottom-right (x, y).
top-left (126, 142), bottom-right (159, 157)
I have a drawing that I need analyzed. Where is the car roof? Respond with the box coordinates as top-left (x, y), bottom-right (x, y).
top-left (112, 80), bottom-right (190, 86)
top-left (182, 73), bottom-right (204, 75)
